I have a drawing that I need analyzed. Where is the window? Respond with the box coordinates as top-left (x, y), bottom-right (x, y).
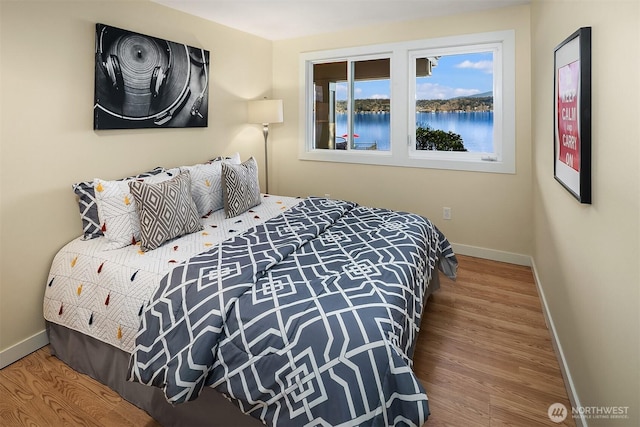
top-left (313, 58), bottom-right (391, 151)
top-left (299, 30), bottom-right (515, 173)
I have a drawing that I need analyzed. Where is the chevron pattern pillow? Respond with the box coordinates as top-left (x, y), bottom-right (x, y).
top-left (129, 171), bottom-right (203, 252)
top-left (221, 157), bottom-right (261, 218)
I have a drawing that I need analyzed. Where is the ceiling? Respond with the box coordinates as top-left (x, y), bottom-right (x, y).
top-left (151, 0), bottom-right (530, 41)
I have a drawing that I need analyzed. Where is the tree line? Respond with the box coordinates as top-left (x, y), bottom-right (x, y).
top-left (336, 99), bottom-right (390, 113)
top-left (417, 96), bottom-right (493, 112)
top-left (335, 96), bottom-right (493, 113)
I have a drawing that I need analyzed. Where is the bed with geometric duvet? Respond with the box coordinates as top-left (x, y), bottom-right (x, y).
top-left (43, 155), bottom-right (457, 427)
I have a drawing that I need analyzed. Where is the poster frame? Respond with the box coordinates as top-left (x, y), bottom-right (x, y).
top-left (554, 27), bottom-right (592, 203)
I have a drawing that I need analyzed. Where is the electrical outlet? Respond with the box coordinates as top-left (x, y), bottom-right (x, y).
top-left (443, 207), bottom-right (452, 220)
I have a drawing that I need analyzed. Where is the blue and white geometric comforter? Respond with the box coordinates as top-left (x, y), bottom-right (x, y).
top-left (128, 197), bottom-right (457, 426)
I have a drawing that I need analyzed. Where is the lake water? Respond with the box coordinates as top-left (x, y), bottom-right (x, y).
top-left (336, 111), bottom-right (494, 152)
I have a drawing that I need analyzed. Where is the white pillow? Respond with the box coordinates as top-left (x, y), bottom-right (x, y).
top-left (94, 168), bottom-right (180, 249)
top-left (180, 153), bottom-right (241, 216)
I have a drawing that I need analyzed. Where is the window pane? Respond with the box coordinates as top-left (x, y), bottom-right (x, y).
top-left (336, 58), bottom-right (391, 151)
top-left (313, 62), bottom-right (347, 149)
top-left (415, 52), bottom-right (494, 153)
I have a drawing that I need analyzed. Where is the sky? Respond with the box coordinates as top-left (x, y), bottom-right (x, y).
top-left (336, 51), bottom-right (494, 100)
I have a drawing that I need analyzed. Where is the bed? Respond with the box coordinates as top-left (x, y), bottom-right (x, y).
top-left (43, 156), bottom-right (457, 426)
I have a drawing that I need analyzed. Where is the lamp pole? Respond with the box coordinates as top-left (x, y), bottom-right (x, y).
top-left (247, 98), bottom-right (283, 195)
top-left (262, 123), bottom-right (270, 194)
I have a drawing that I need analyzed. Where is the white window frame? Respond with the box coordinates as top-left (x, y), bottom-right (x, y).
top-left (299, 30), bottom-right (516, 174)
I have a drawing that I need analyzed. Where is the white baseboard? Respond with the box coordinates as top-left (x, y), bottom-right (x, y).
top-left (452, 243), bottom-right (532, 266)
top-left (0, 329), bottom-right (49, 369)
top-left (529, 259), bottom-right (586, 427)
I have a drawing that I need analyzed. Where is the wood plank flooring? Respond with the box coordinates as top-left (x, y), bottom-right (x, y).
top-left (0, 255), bottom-right (574, 426)
top-left (0, 346), bottom-right (159, 427)
top-left (415, 255), bottom-right (575, 426)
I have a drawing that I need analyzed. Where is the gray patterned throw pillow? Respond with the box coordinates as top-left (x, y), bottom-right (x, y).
top-left (129, 171), bottom-right (203, 252)
top-left (221, 157), bottom-right (261, 218)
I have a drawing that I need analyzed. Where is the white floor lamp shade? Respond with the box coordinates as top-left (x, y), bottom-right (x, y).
top-left (248, 99), bottom-right (283, 125)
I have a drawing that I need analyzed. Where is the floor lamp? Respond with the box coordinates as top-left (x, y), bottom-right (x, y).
top-left (248, 99), bottom-right (283, 194)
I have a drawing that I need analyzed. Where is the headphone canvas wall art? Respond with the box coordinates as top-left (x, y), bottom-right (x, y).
top-left (94, 23), bottom-right (210, 129)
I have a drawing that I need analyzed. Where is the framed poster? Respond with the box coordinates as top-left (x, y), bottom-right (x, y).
top-left (94, 23), bottom-right (210, 129)
top-left (554, 27), bottom-right (592, 203)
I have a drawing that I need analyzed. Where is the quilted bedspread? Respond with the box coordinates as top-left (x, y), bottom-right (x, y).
top-left (43, 195), bottom-right (302, 352)
top-left (128, 197), bottom-right (456, 426)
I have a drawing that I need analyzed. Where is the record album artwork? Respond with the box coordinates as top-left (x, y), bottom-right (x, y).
top-left (94, 24), bottom-right (210, 129)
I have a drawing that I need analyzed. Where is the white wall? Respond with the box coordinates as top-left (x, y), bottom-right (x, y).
top-left (531, 1), bottom-right (640, 425)
top-left (0, 0), bottom-right (273, 361)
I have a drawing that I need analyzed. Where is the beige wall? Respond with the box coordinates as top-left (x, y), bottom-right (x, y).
top-left (271, 5), bottom-right (532, 257)
top-left (0, 1), bottom-right (273, 355)
top-left (3, 0), bottom-right (638, 423)
top-left (531, 0), bottom-right (639, 425)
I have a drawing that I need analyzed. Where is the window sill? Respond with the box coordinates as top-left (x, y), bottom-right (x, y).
top-left (299, 149), bottom-right (515, 174)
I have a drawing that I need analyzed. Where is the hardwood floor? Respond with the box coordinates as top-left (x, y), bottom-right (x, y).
top-left (415, 255), bottom-right (575, 426)
top-left (0, 255), bottom-right (574, 426)
top-left (0, 346), bottom-right (160, 427)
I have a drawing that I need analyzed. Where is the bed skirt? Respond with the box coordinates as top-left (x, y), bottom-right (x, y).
top-left (46, 322), bottom-right (262, 426)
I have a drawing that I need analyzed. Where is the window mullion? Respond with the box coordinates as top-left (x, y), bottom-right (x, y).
top-left (347, 60), bottom-right (354, 151)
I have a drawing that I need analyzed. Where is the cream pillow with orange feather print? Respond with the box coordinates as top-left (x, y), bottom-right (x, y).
top-left (93, 168), bottom-right (179, 250)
